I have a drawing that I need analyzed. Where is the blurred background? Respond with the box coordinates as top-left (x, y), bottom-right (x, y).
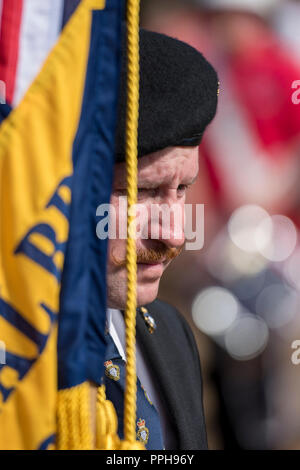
top-left (140, 0), bottom-right (300, 450)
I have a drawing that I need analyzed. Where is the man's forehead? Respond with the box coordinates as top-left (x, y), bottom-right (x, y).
top-left (113, 146), bottom-right (199, 186)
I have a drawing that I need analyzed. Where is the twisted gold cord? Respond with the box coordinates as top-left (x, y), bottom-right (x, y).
top-left (123, 0), bottom-right (141, 446)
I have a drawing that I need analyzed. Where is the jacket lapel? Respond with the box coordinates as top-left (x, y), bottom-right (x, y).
top-left (136, 304), bottom-right (206, 449)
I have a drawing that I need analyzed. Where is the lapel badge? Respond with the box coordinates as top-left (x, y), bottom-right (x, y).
top-left (140, 307), bottom-right (156, 334)
top-left (104, 360), bottom-right (120, 381)
top-left (137, 418), bottom-right (149, 445)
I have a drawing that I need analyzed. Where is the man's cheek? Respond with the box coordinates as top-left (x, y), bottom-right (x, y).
top-left (111, 197), bottom-right (150, 240)
top-left (135, 204), bottom-right (151, 240)
top-left (107, 239), bottom-right (116, 271)
top-left (113, 197), bottom-right (127, 239)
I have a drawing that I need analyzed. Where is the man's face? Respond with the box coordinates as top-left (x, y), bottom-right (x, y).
top-left (106, 145), bottom-right (199, 309)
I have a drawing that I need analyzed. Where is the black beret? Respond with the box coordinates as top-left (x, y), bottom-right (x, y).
top-left (115, 28), bottom-right (219, 162)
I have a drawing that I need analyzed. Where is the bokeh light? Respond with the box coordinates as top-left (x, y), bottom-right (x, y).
top-left (205, 229), bottom-right (268, 284)
top-left (228, 205), bottom-right (271, 253)
top-left (230, 270), bottom-right (266, 301)
top-left (257, 215), bottom-right (297, 262)
top-left (227, 242), bottom-right (268, 277)
top-left (255, 284), bottom-right (299, 329)
top-left (192, 286), bottom-right (239, 336)
top-left (225, 314), bottom-right (269, 361)
top-left (284, 247), bottom-right (300, 291)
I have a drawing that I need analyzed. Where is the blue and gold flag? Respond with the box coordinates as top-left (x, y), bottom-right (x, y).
top-left (0, 0), bottom-right (123, 450)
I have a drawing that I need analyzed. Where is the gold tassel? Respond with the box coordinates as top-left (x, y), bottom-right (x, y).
top-left (56, 382), bottom-right (93, 450)
top-left (96, 384), bottom-right (120, 449)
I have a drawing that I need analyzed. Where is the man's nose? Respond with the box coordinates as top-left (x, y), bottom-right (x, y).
top-left (162, 217), bottom-right (185, 249)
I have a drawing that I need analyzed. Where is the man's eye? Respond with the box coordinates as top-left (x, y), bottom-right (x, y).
top-left (177, 184), bottom-right (188, 194)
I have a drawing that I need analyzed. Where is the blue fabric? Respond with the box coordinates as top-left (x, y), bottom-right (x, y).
top-left (0, 103), bottom-right (12, 124)
top-left (61, 0), bottom-right (82, 29)
top-left (57, 0), bottom-right (124, 389)
top-left (103, 333), bottom-right (165, 450)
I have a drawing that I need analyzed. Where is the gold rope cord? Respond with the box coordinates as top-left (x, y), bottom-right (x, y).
top-left (121, 0), bottom-right (144, 448)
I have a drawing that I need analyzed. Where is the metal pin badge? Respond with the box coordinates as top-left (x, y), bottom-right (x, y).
top-left (140, 307), bottom-right (156, 334)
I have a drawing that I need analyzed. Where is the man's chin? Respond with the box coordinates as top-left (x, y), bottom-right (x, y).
top-left (136, 279), bottom-right (160, 307)
top-left (107, 279), bottom-right (160, 310)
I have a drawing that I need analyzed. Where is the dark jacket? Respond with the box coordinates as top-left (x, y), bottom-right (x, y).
top-left (136, 299), bottom-right (208, 450)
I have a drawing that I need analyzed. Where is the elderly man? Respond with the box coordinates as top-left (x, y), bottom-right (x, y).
top-left (102, 29), bottom-right (218, 450)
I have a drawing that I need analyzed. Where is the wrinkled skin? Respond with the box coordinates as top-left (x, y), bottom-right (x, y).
top-left (107, 145), bottom-right (199, 309)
